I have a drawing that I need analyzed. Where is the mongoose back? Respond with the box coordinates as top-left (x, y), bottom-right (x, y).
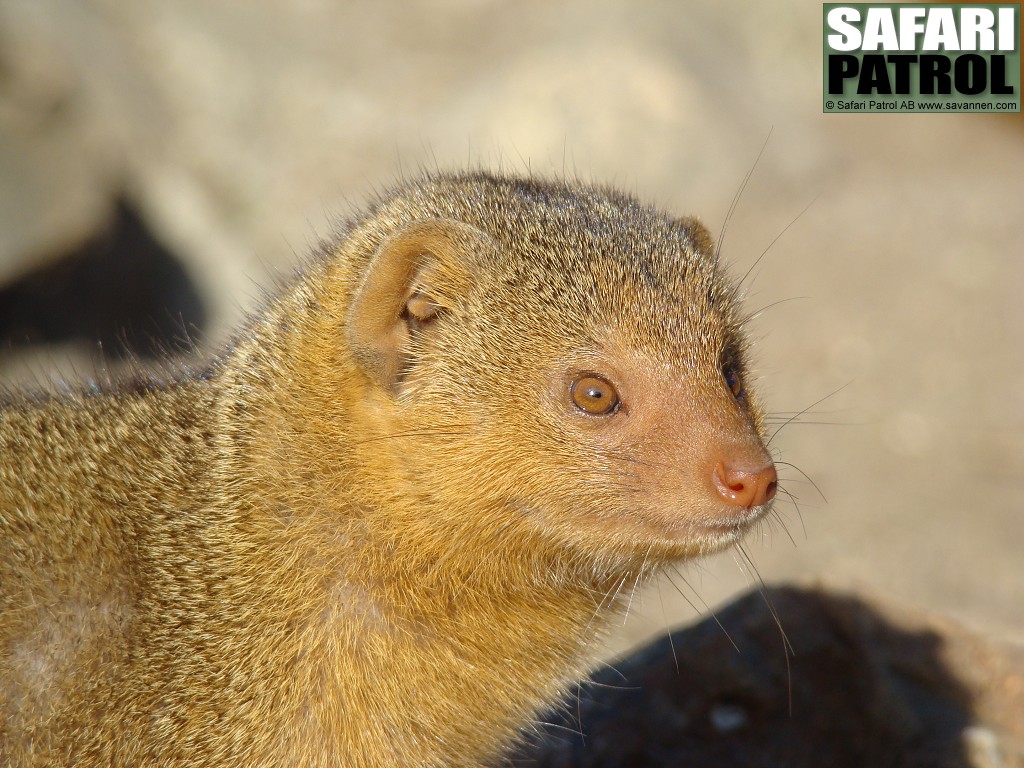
top-left (0, 171), bottom-right (778, 766)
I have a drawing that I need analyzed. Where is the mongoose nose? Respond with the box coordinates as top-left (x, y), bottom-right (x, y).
top-left (713, 461), bottom-right (778, 508)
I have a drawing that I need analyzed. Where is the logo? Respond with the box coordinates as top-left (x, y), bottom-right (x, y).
top-left (823, 4), bottom-right (1021, 112)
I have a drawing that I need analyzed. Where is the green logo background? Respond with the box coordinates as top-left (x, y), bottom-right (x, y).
top-left (823, 3), bottom-right (1021, 113)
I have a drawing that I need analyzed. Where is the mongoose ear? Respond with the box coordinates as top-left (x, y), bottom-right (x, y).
top-left (347, 218), bottom-right (491, 392)
top-left (677, 216), bottom-right (715, 256)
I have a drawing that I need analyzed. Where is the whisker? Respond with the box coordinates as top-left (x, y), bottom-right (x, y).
top-left (583, 574), bottom-right (628, 639)
top-left (742, 296), bottom-right (809, 325)
top-left (349, 425), bottom-right (478, 446)
top-left (716, 128), bottom-right (773, 264)
top-left (771, 506), bottom-right (798, 547)
top-left (621, 545), bottom-right (653, 625)
top-left (656, 582), bottom-right (680, 674)
top-left (736, 543), bottom-right (794, 715)
top-left (777, 487), bottom-right (808, 538)
top-left (774, 461), bottom-right (826, 503)
top-left (738, 196), bottom-right (818, 292)
top-left (665, 568), bottom-right (739, 653)
top-left (761, 418), bottom-right (844, 428)
top-left (767, 381), bottom-right (852, 447)
top-left (775, 485), bottom-right (800, 506)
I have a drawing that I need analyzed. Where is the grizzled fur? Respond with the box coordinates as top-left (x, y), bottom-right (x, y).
top-left (1, 172), bottom-right (774, 766)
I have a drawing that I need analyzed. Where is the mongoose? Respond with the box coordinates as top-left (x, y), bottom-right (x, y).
top-left (0, 171), bottom-right (778, 767)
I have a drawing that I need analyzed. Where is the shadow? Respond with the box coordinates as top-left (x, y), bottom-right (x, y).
top-left (512, 586), bottom-right (978, 768)
top-left (0, 200), bottom-right (206, 360)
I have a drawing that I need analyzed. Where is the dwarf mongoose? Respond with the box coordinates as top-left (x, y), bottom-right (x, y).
top-left (0, 171), bottom-right (778, 766)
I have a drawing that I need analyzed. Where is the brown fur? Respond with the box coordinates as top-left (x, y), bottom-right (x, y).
top-left (0, 171), bottom-right (775, 766)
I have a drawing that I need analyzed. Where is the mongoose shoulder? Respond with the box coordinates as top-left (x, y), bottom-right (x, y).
top-left (0, 171), bottom-right (777, 766)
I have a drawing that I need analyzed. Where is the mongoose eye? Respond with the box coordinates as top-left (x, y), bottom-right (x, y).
top-left (723, 364), bottom-right (744, 401)
top-left (570, 374), bottom-right (620, 416)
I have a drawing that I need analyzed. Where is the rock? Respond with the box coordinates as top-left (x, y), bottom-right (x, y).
top-left (0, 200), bottom-right (206, 362)
top-left (513, 586), bottom-right (1024, 767)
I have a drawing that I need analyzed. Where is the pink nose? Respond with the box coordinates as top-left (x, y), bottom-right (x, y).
top-left (713, 461), bottom-right (778, 508)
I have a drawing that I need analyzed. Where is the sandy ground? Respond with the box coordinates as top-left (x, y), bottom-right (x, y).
top-left (0, 0), bottom-right (1021, 662)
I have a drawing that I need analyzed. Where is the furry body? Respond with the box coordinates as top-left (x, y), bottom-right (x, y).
top-left (0, 172), bottom-right (776, 766)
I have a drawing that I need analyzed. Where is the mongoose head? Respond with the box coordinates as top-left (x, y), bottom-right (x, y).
top-left (342, 172), bottom-right (776, 568)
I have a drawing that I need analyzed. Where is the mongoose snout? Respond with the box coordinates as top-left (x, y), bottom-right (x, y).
top-left (713, 460), bottom-right (779, 509)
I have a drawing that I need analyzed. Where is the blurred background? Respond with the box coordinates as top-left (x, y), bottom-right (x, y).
top-left (0, 0), bottom-right (1021, 659)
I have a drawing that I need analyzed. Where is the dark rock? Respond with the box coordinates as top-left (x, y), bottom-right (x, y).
top-left (0, 199), bottom-right (206, 360)
top-left (512, 586), bottom-right (1024, 767)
